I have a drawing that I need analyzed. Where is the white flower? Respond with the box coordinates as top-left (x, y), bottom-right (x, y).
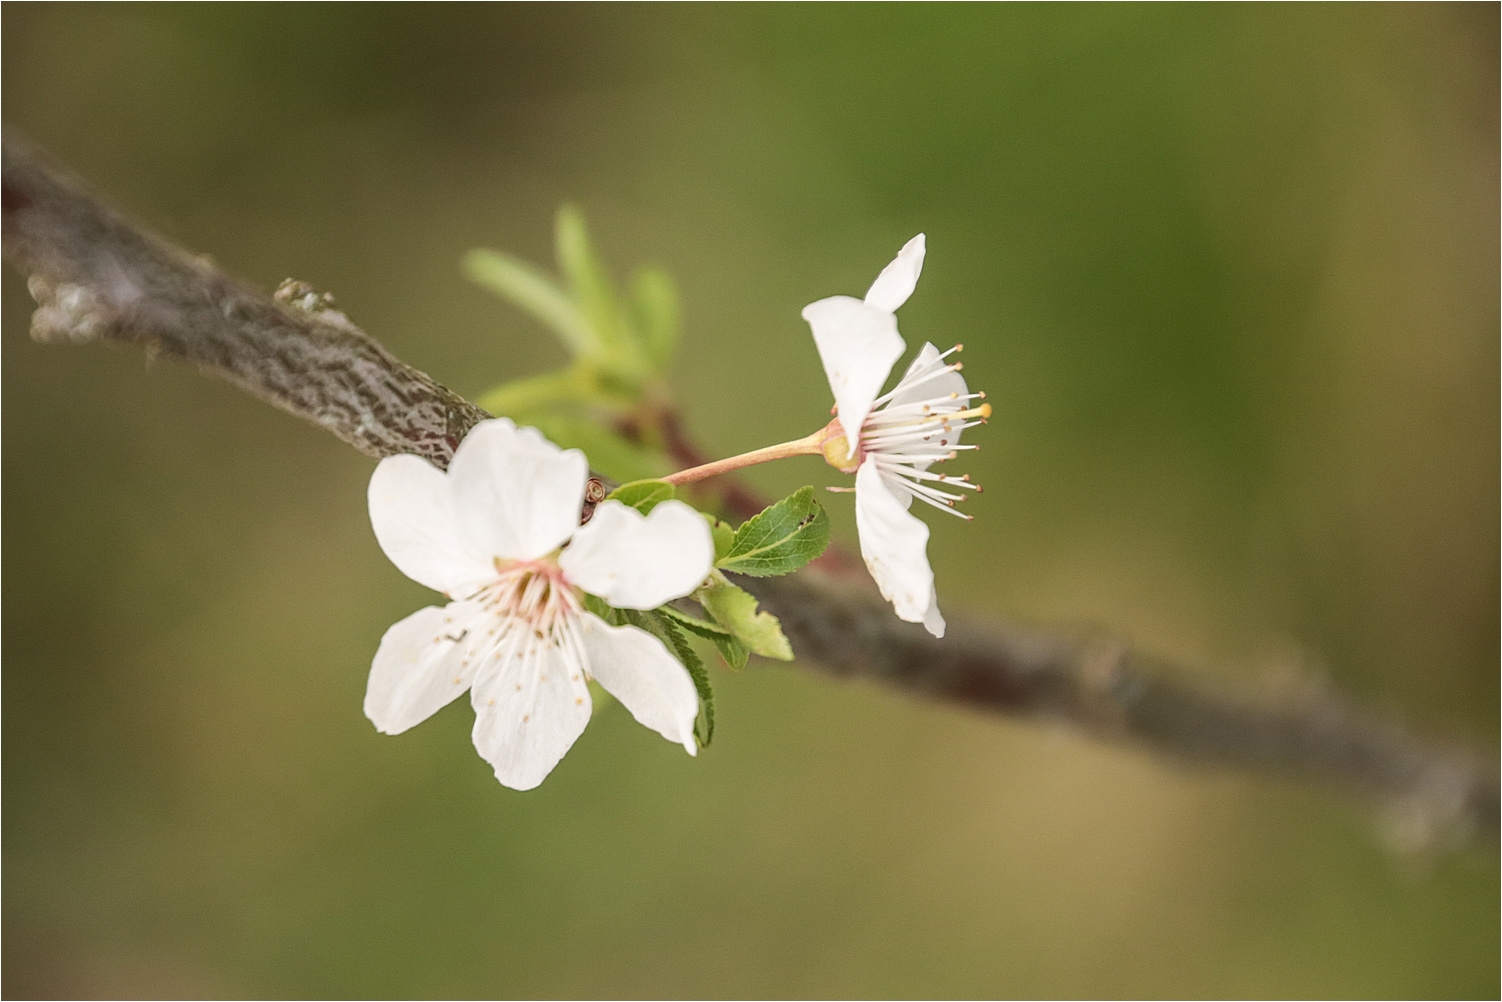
top-left (365, 418), bottom-right (714, 790)
top-left (801, 234), bottom-right (987, 639)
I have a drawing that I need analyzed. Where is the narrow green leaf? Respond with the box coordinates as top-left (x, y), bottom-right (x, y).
top-left (582, 592), bottom-right (626, 626)
top-left (606, 479), bottom-right (676, 514)
top-left (555, 206), bottom-right (629, 361)
top-left (709, 633), bottom-right (750, 671)
top-left (463, 248), bottom-right (598, 357)
top-left (651, 613), bottom-right (714, 746)
top-left (659, 603), bottom-right (750, 669)
top-left (658, 603), bottom-right (729, 636)
top-left (629, 266), bottom-right (681, 370)
top-left (476, 369), bottom-right (597, 417)
top-left (696, 571), bottom-right (793, 660)
top-left (717, 486), bottom-right (831, 578)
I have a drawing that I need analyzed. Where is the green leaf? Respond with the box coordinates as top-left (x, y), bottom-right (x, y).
top-left (696, 571), bottom-right (793, 661)
top-left (463, 248), bottom-right (598, 357)
top-left (703, 514), bottom-right (735, 562)
top-left (629, 266), bottom-right (681, 369)
top-left (556, 206), bottom-right (631, 363)
top-left (716, 486), bottom-right (831, 578)
top-left (514, 412), bottom-right (668, 485)
top-left (606, 479), bottom-right (676, 514)
top-left (616, 609), bottom-right (715, 746)
top-left (651, 613), bottom-right (714, 747)
top-left (708, 633), bottom-right (750, 671)
top-left (476, 368), bottom-right (598, 417)
top-left (658, 603), bottom-right (728, 636)
top-left (660, 603), bottom-right (749, 670)
top-left (582, 592), bottom-right (624, 625)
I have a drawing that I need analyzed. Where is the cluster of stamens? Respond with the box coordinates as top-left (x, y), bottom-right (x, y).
top-left (481, 558), bottom-right (582, 638)
top-left (440, 558), bottom-right (591, 705)
top-left (860, 345), bottom-right (988, 520)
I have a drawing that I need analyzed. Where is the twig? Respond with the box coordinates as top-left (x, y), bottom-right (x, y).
top-left (4, 131), bottom-right (1494, 850)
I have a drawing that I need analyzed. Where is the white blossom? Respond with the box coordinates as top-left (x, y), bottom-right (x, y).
top-left (802, 235), bottom-right (987, 638)
top-left (365, 418), bottom-right (713, 790)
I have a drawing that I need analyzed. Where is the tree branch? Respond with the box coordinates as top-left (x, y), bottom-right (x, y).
top-left (5, 131), bottom-right (1494, 850)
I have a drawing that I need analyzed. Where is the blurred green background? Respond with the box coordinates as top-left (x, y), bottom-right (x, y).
top-left (4, 4), bottom-right (1497, 998)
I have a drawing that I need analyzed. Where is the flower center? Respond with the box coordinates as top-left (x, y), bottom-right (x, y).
top-left (480, 556), bottom-right (581, 637)
top-left (854, 344), bottom-right (989, 518)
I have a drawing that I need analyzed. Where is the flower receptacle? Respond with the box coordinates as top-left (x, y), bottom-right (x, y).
top-left (817, 416), bottom-right (860, 473)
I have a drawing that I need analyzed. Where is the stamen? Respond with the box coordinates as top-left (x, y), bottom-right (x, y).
top-left (892, 481), bottom-right (976, 519)
top-left (887, 476), bottom-right (966, 504)
top-left (864, 391), bottom-right (985, 423)
top-left (862, 396), bottom-right (987, 430)
top-left (860, 415), bottom-right (985, 447)
top-left (885, 465), bottom-right (984, 490)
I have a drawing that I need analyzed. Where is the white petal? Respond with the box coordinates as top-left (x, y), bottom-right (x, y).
top-left (447, 418), bottom-right (589, 562)
top-left (922, 586), bottom-right (946, 639)
top-left (887, 341), bottom-right (968, 412)
top-left (368, 454), bottom-right (495, 596)
top-left (883, 342), bottom-right (971, 473)
top-left (578, 614), bottom-right (699, 755)
top-left (365, 601), bottom-right (492, 734)
top-left (879, 470), bottom-right (915, 511)
top-left (470, 624), bottom-right (593, 790)
top-left (855, 457), bottom-right (937, 626)
top-left (801, 296), bottom-right (905, 457)
top-left (863, 233), bottom-right (926, 313)
top-left (559, 500), bottom-right (714, 610)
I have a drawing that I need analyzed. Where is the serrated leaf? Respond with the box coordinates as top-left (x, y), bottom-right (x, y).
top-left (463, 248), bottom-right (598, 358)
top-left (582, 592), bottom-right (624, 625)
top-left (606, 479), bottom-right (676, 514)
top-left (658, 603), bottom-right (728, 636)
top-left (696, 571), bottom-right (793, 660)
top-left (629, 266), bottom-right (681, 370)
top-left (717, 486), bottom-right (831, 577)
top-left (556, 206), bottom-right (632, 364)
top-left (651, 613), bottom-right (714, 747)
top-left (709, 633), bottom-right (750, 670)
top-left (660, 603), bottom-right (750, 670)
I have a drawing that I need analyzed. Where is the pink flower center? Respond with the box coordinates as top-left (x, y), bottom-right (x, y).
top-left (481, 556), bottom-right (581, 636)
